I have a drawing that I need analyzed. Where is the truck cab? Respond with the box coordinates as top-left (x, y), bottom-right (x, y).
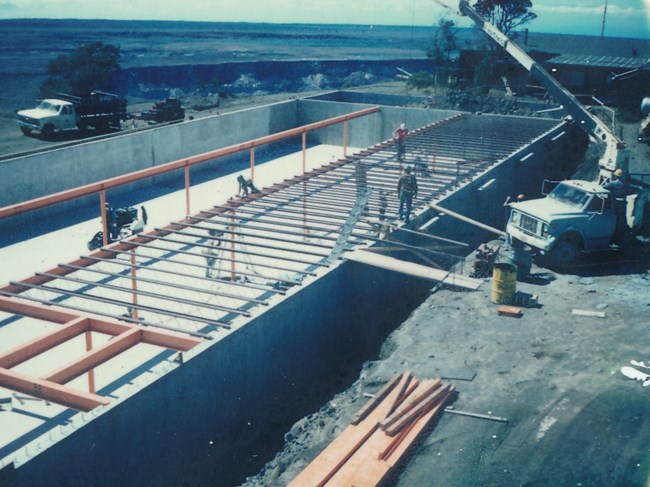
top-left (506, 180), bottom-right (617, 263)
top-left (16, 99), bottom-right (77, 138)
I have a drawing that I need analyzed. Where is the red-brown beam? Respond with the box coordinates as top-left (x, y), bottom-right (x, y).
top-left (0, 317), bottom-right (89, 369)
top-left (0, 367), bottom-right (110, 412)
top-left (42, 328), bottom-right (142, 385)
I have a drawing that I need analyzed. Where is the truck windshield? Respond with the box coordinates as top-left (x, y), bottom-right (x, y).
top-left (548, 183), bottom-right (591, 208)
top-left (37, 101), bottom-right (61, 112)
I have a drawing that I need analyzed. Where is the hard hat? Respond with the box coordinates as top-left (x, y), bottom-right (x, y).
top-left (400, 123), bottom-right (406, 129)
top-left (614, 168), bottom-right (624, 177)
top-left (404, 165), bottom-right (412, 173)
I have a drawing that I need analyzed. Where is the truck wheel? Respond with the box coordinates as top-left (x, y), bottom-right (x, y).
top-left (41, 124), bottom-right (55, 140)
top-left (20, 127), bottom-right (32, 136)
top-left (547, 234), bottom-right (582, 269)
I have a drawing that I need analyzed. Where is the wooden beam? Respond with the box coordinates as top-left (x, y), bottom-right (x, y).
top-left (0, 317), bottom-right (89, 369)
top-left (0, 295), bottom-right (79, 324)
top-left (345, 250), bottom-right (483, 290)
top-left (430, 202), bottom-right (506, 237)
top-left (42, 328), bottom-right (142, 385)
top-left (0, 367), bottom-right (110, 412)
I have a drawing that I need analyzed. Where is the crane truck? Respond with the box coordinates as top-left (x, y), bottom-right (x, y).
top-left (456, 0), bottom-right (650, 266)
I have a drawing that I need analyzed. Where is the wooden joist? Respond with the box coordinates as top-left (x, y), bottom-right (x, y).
top-left (345, 250), bottom-right (483, 290)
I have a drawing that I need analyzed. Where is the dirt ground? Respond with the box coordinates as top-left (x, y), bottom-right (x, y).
top-left (240, 100), bottom-right (650, 486)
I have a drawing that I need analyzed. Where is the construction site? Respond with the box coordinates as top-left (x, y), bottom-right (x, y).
top-left (2, 3), bottom-right (650, 487)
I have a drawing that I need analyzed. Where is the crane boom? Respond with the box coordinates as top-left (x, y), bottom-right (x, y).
top-left (458, 0), bottom-right (628, 181)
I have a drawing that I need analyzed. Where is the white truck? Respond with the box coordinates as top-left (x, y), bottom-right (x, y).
top-left (16, 91), bottom-right (127, 139)
top-left (457, 0), bottom-right (650, 266)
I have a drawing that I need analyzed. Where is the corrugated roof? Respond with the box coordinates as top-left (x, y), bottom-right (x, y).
top-left (459, 29), bottom-right (650, 70)
top-left (547, 54), bottom-right (650, 70)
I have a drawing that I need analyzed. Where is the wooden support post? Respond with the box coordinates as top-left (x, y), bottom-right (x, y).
top-left (130, 249), bottom-right (139, 321)
top-left (85, 330), bottom-right (95, 394)
top-left (100, 190), bottom-right (108, 247)
top-left (250, 146), bottom-right (256, 183)
top-left (230, 209), bottom-right (236, 282)
top-left (302, 131), bottom-right (307, 174)
top-left (184, 164), bottom-right (191, 216)
top-left (343, 120), bottom-right (348, 157)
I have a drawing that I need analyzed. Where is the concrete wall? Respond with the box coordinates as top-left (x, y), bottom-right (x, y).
top-left (4, 261), bottom-right (432, 487)
top-left (0, 101), bottom-right (299, 207)
top-left (298, 98), bottom-right (459, 149)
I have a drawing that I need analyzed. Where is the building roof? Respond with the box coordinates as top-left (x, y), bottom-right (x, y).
top-left (459, 28), bottom-right (650, 71)
top-left (547, 54), bottom-right (650, 70)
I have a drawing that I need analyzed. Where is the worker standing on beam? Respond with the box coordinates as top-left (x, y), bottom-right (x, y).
top-left (202, 230), bottom-right (223, 278)
top-left (397, 165), bottom-right (418, 223)
top-left (393, 123), bottom-right (408, 162)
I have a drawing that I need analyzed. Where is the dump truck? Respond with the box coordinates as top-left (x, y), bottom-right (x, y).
top-left (17, 91), bottom-right (127, 139)
top-left (456, 0), bottom-right (650, 266)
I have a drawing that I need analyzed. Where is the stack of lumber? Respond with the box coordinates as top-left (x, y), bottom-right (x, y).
top-left (288, 372), bottom-right (455, 487)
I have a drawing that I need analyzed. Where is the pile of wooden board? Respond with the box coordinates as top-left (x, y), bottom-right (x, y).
top-left (288, 371), bottom-right (455, 486)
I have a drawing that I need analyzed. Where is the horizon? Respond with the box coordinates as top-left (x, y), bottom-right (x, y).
top-left (0, 1), bottom-right (648, 39)
top-left (1, 16), bottom-right (649, 43)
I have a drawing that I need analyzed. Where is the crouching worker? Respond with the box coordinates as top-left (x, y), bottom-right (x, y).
top-left (237, 175), bottom-right (260, 197)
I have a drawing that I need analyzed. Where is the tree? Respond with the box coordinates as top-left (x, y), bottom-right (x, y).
top-left (473, 0), bottom-right (536, 37)
top-left (427, 18), bottom-right (457, 66)
top-left (41, 42), bottom-right (121, 97)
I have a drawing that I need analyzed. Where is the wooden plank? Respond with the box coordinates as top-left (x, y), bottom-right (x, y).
top-left (379, 379), bottom-right (441, 432)
top-left (345, 250), bottom-right (482, 290)
top-left (571, 309), bottom-right (606, 318)
top-left (384, 385), bottom-right (451, 437)
top-left (287, 373), bottom-right (411, 487)
top-left (352, 372), bottom-right (405, 425)
top-left (381, 388), bottom-right (454, 466)
top-left (328, 386), bottom-right (454, 486)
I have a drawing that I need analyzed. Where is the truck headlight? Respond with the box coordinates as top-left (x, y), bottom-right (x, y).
top-left (541, 222), bottom-right (549, 237)
top-left (510, 211), bottom-right (521, 226)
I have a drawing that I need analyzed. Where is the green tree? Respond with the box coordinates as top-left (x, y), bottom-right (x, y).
top-left (41, 42), bottom-right (121, 97)
top-left (473, 0), bottom-right (536, 37)
top-left (427, 18), bottom-right (457, 66)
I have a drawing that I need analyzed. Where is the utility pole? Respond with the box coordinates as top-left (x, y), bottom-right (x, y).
top-left (601, 0), bottom-right (608, 38)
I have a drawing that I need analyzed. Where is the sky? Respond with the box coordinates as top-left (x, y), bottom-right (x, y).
top-left (0, 0), bottom-right (648, 38)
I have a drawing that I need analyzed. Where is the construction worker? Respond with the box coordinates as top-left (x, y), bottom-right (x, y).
top-left (603, 168), bottom-right (635, 247)
top-left (202, 231), bottom-right (223, 278)
top-left (237, 175), bottom-right (260, 197)
top-left (397, 165), bottom-right (418, 223)
top-left (393, 123), bottom-right (408, 162)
